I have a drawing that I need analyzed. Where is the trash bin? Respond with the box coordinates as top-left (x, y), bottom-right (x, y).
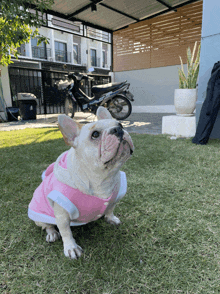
top-left (6, 107), bottom-right (19, 121)
top-left (18, 93), bottom-right (37, 120)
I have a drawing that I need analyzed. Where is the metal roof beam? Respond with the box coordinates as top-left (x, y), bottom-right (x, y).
top-left (67, 1), bottom-right (139, 22)
top-left (67, 0), bottom-right (103, 19)
top-left (99, 3), bottom-right (139, 21)
top-left (67, 4), bottom-right (92, 19)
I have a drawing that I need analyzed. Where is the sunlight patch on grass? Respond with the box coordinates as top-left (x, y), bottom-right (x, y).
top-left (0, 127), bottom-right (61, 148)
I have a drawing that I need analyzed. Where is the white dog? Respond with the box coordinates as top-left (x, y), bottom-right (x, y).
top-left (28, 106), bottom-right (134, 259)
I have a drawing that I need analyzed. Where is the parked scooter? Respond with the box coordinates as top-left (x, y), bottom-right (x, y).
top-left (61, 69), bottom-right (134, 120)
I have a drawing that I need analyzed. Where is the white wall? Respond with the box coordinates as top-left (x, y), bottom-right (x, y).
top-left (0, 66), bottom-right (11, 107)
top-left (16, 25), bottom-right (111, 69)
top-left (195, 0), bottom-right (220, 138)
top-left (53, 30), bottom-right (71, 63)
top-left (114, 64), bottom-right (187, 107)
top-left (87, 39), bottom-right (107, 69)
top-left (20, 27), bottom-right (51, 61)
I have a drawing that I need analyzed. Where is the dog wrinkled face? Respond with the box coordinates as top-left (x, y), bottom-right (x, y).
top-left (79, 120), bottom-right (133, 170)
top-left (58, 107), bottom-right (134, 171)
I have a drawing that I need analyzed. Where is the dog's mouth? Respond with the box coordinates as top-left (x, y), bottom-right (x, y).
top-left (104, 138), bottom-right (133, 166)
top-left (100, 129), bottom-right (134, 167)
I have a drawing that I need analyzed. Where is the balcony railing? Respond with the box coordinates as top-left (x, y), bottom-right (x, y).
top-left (32, 46), bottom-right (51, 60)
top-left (55, 50), bottom-right (71, 63)
top-left (17, 45), bottom-right (26, 56)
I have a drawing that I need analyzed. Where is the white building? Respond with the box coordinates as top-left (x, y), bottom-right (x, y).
top-left (17, 15), bottom-right (111, 70)
top-left (0, 15), bottom-right (112, 118)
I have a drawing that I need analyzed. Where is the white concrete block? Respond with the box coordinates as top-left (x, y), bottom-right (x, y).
top-left (162, 115), bottom-right (196, 137)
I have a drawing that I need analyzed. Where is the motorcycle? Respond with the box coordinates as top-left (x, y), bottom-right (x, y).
top-left (61, 70), bottom-right (134, 120)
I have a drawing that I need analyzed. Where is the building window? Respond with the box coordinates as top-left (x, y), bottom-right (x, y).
top-left (73, 44), bottom-right (79, 64)
top-left (102, 51), bottom-right (106, 68)
top-left (55, 41), bottom-right (67, 62)
top-left (17, 44), bottom-right (26, 56)
top-left (31, 38), bottom-right (47, 59)
top-left (91, 49), bottom-right (97, 67)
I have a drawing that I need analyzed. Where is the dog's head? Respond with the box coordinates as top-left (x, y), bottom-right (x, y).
top-left (58, 107), bottom-right (134, 172)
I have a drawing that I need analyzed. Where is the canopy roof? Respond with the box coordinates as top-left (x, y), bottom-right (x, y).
top-left (30, 0), bottom-right (201, 33)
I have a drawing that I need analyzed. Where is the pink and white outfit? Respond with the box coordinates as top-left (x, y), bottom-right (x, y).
top-left (28, 150), bottom-right (127, 226)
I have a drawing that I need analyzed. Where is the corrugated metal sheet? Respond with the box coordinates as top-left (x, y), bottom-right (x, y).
top-left (101, 0), bottom-right (166, 20)
top-left (52, 0), bottom-right (89, 15)
top-left (76, 5), bottom-right (135, 31)
top-left (45, 0), bottom-right (202, 32)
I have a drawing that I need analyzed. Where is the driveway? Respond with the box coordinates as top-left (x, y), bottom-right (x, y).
top-left (0, 112), bottom-right (174, 134)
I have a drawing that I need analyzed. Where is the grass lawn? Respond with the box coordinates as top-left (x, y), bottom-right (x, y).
top-left (1, 128), bottom-right (220, 294)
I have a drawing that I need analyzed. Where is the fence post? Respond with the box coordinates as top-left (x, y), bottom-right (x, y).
top-left (41, 71), bottom-right (47, 115)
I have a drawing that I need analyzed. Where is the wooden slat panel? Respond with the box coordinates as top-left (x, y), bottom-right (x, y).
top-left (113, 0), bottom-right (203, 72)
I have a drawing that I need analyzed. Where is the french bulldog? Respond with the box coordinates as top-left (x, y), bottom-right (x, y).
top-left (28, 106), bottom-right (134, 259)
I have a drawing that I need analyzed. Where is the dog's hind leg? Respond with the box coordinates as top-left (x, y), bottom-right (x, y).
top-left (35, 222), bottom-right (60, 242)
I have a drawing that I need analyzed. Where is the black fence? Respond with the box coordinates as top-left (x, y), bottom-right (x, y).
top-left (9, 67), bottom-right (111, 115)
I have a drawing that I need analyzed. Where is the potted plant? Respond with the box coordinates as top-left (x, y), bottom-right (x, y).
top-left (174, 41), bottom-right (201, 116)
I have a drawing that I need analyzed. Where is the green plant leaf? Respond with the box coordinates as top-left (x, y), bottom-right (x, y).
top-left (178, 41), bottom-right (200, 89)
top-left (0, 0), bottom-right (53, 66)
top-left (190, 41), bottom-right (197, 67)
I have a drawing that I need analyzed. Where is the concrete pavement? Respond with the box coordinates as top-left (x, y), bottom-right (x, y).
top-left (0, 108), bottom-right (175, 134)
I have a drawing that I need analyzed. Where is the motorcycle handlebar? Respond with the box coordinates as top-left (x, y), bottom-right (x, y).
top-left (68, 72), bottom-right (94, 81)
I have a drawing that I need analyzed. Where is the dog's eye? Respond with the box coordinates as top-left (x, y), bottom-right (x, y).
top-left (91, 131), bottom-right (100, 139)
top-left (118, 123), bottom-right (123, 129)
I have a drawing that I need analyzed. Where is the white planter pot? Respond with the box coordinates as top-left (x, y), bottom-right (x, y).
top-left (174, 89), bottom-right (197, 116)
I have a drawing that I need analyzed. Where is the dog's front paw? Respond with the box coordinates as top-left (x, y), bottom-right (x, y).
top-left (46, 229), bottom-right (60, 242)
top-left (63, 240), bottom-right (83, 259)
top-left (105, 215), bottom-right (121, 225)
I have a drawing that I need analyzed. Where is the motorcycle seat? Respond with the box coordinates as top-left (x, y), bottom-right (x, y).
top-left (92, 81), bottom-right (126, 94)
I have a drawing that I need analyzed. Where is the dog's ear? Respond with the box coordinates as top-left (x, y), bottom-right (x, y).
top-left (96, 106), bottom-right (112, 120)
top-left (58, 115), bottom-right (81, 147)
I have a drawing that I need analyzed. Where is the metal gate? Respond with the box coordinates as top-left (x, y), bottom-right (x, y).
top-left (9, 67), bottom-right (111, 115)
top-left (9, 67), bottom-right (68, 114)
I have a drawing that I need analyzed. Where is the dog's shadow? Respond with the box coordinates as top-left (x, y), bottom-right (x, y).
top-left (66, 216), bottom-right (123, 246)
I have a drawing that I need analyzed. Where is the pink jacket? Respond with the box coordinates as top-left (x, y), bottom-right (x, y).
top-left (28, 151), bottom-right (127, 226)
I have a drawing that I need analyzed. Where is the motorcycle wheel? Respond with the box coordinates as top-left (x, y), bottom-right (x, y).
top-left (107, 96), bottom-right (132, 120)
top-left (64, 97), bottom-right (76, 118)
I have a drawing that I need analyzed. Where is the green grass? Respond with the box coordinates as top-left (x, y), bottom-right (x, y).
top-left (1, 128), bottom-right (220, 293)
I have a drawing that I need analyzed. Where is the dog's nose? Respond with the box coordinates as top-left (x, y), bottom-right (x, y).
top-left (110, 126), bottom-right (124, 140)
